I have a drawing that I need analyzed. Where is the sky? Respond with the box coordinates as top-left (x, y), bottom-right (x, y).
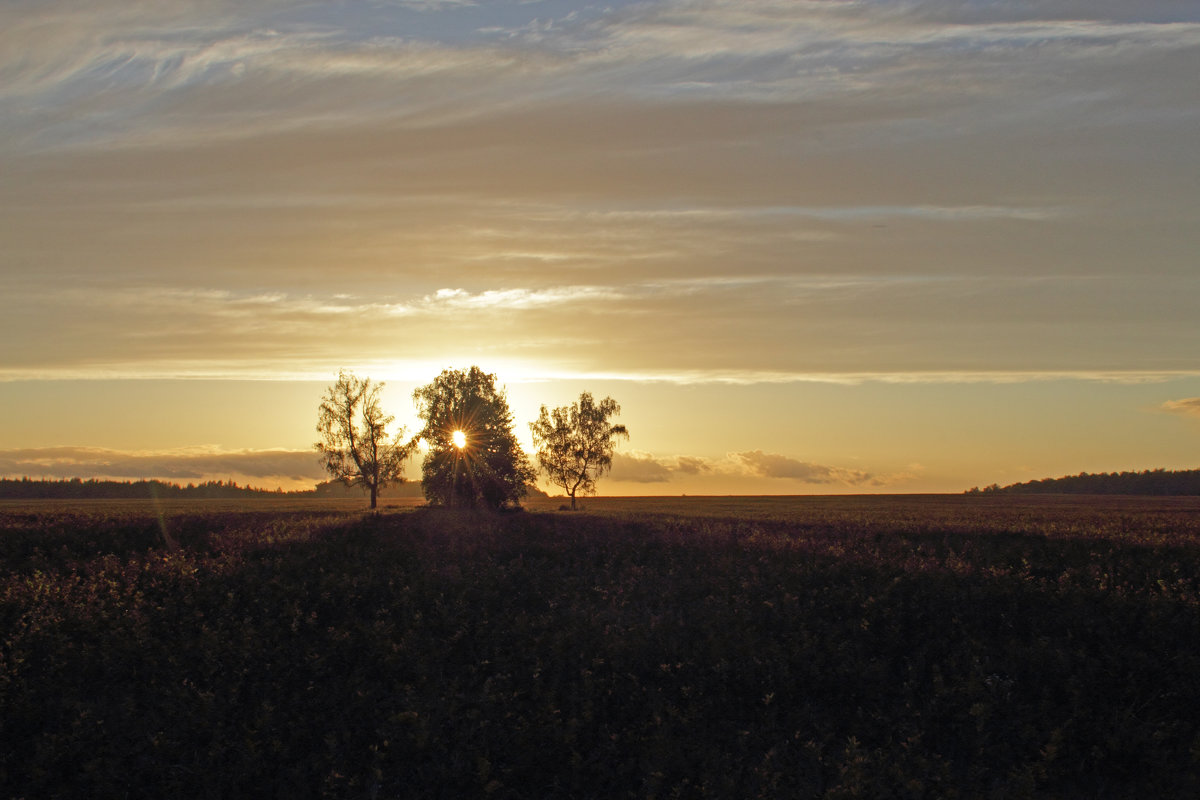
top-left (2, 0), bottom-right (1199, 495)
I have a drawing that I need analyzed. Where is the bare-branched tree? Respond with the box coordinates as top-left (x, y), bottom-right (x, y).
top-left (315, 370), bottom-right (410, 509)
top-left (530, 392), bottom-right (628, 510)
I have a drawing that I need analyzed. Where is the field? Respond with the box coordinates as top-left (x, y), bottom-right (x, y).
top-left (3, 495), bottom-right (1200, 798)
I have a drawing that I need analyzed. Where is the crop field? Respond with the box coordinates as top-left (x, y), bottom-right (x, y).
top-left (3, 495), bottom-right (1200, 798)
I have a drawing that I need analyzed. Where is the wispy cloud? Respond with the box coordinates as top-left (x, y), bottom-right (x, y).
top-left (535, 204), bottom-right (1068, 224)
top-left (2, 0), bottom-right (1198, 400)
top-left (675, 456), bottom-right (712, 475)
top-left (5, 266), bottom-right (1200, 389)
top-left (1162, 398), bottom-right (1200, 418)
top-left (732, 450), bottom-right (873, 486)
top-left (609, 452), bottom-right (675, 484)
top-left (605, 448), bottom-right (923, 490)
top-left (7, 0), bottom-right (1198, 155)
top-left (423, 286), bottom-right (625, 311)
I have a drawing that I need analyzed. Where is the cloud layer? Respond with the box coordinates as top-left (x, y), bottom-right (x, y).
top-left (608, 449), bottom-right (889, 489)
top-left (0, 444), bottom-right (900, 493)
top-left (2, 0), bottom-right (1198, 385)
top-left (0, 447), bottom-right (327, 488)
top-left (732, 451), bottom-right (872, 486)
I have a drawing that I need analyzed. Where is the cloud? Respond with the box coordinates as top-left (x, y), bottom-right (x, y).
top-left (8, 0), bottom-right (1198, 154)
top-left (423, 285), bottom-right (625, 311)
top-left (2, 0), bottom-right (1198, 387)
top-left (675, 456), bottom-right (712, 475)
top-left (609, 452), bottom-right (674, 483)
top-left (1163, 398), bottom-right (1200, 418)
top-left (609, 449), bottom-right (882, 488)
top-left (571, 0), bottom-right (1200, 106)
top-left (733, 450), bottom-right (873, 485)
top-left (0, 446), bottom-right (329, 486)
top-left (866, 463), bottom-right (926, 489)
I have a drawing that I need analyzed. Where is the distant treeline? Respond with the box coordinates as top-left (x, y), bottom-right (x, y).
top-left (968, 468), bottom-right (1200, 496)
top-left (0, 478), bottom-right (289, 500)
top-left (0, 477), bottom-right (547, 501)
top-left (311, 480), bottom-right (548, 500)
top-left (311, 480), bottom-right (425, 499)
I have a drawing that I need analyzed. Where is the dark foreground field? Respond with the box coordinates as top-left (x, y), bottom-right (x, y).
top-left (3, 496), bottom-right (1200, 798)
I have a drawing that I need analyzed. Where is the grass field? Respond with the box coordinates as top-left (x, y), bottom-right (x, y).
top-left (3, 495), bottom-right (1200, 798)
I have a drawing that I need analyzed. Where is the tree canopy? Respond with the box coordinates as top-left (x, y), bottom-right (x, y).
top-left (967, 468), bottom-right (1200, 496)
top-left (413, 366), bottom-right (534, 510)
top-left (315, 370), bottom-right (409, 509)
top-left (530, 392), bottom-right (628, 510)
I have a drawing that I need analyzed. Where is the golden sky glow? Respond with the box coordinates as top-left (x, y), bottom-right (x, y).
top-left (2, 1), bottom-right (1199, 493)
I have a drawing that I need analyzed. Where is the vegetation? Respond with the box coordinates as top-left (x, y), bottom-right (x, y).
top-left (413, 366), bottom-right (535, 510)
top-left (316, 371), bottom-right (412, 509)
top-left (530, 393), bottom-right (629, 510)
top-left (3, 496), bottom-right (1200, 798)
top-left (968, 467), bottom-right (1200, 495)
top-left (0, 477), bottom-right (548, 502)
top-left (0, 477), bottom-right (286, 500)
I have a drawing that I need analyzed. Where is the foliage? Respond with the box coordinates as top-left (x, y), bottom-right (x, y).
top-left (3, 496), bottom-right (1200, 798)
top-left (315, 370), bottom-right (409, 509)
top-left (412, 366), bottom-right (534, 510)
top-left (0, 477), bottom-right (285, 500)
top-left (968, 467), bottom-right (1200, 495)
top-left (530, 393), bottom-right (629, 509)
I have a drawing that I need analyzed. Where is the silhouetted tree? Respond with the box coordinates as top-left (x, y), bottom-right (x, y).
top-left (964, 468), bottom-right (1200, 496)
top-left (315, 371), bottom-right (409, 509)
top-left (530, 393), bottom-right (629, 510)
top-left (413, 366), bottom-right (534, 510)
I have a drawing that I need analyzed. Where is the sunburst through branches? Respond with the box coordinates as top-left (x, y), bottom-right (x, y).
top-left (413, 367), bottom-right (535, 510)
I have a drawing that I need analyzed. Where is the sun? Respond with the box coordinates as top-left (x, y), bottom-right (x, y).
top-left (451, 430), bottom-right (467, 449)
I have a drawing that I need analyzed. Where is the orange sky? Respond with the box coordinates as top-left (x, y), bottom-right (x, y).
top-left (2, 1), bottom-right (1199, 494)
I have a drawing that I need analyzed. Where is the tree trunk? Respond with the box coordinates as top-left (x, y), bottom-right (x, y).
top-left (570, 492), bottom-right (577, 511)
top-left (369, 485), bottom-right (378, 509)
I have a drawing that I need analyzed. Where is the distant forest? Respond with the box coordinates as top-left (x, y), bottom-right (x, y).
top-left (969, 468), bottom-right (1200, 496)
top-left (0, 477), bottom-right (294, 500)
top-left (0, 477), bottom-right (544, 501)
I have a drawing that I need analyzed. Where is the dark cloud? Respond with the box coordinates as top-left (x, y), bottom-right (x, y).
top-left (733, 451), bottom-right (872, 485)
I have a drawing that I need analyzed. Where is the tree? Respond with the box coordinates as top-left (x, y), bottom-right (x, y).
top-left (529, 392), bottom-right (629, 510)
top-left (413, 366), bottom-right (535, 510)
top-left (315, 370), bottom-right (410, 509)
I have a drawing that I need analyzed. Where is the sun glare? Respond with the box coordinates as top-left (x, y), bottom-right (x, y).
top-left (452, 430), bottom-right (467, 449)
